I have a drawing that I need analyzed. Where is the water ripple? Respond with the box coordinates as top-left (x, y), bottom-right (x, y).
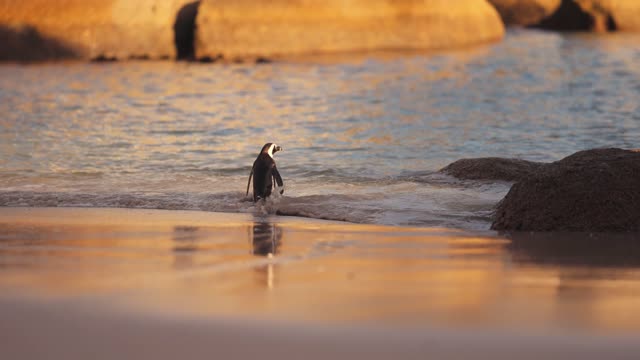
top-left (1, 30), bottom-right (639, 228)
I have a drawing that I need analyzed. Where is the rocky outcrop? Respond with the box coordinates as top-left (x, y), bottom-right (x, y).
top-left (440, 157), bottom-right (545, 182)
top-left (489, 0), bottom-right (640, 31)
top-left (488, 0), bottom-right (561, 26)
top-left (195, 0), bottom-right (505, 60)
top-left (0, 0), bottom-right (198, 61)
top-left (0, 0), bottom-right (505, 62)
top-left (492, 148), bottom-right (640, 232)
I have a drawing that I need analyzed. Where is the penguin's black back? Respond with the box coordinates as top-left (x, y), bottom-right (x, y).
top-left (252, 153), bottom-right (276, 201)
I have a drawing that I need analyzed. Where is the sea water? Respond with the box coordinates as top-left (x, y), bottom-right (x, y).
top-left (1, 30), bottom-right (639, 230)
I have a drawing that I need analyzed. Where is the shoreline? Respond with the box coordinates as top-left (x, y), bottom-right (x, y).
top-left (0, 206), bottom-right (481, 234)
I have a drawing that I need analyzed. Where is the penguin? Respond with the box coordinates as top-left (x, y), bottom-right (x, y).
top-left (246, 143), bottom-right (284, 202)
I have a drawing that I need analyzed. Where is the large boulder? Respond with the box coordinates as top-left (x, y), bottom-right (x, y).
top-left (440, 157), bottom-right (545, 182)
top-left (492, 148), bottom-right (640, 232)
top-left (488, 0), bottom-right (561, 26)
top-left (0, 0), bottom-right (196, 61)
top-left (1, 0), bottom-right (505, 62)
top-left (195, 0), bottom-right (505, 60)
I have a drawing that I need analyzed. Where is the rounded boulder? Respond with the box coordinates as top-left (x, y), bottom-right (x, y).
top-left (492, 148), bottom-right (640, 232)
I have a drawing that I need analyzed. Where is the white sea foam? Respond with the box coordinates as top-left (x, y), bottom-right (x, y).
top-left (0, 176), bottom-right (509, 230)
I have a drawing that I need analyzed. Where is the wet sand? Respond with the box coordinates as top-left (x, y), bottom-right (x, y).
top-left (1, 207), bottom-right (640, 359)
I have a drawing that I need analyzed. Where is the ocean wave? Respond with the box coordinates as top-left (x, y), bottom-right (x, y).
top-left (0, 190), bottom-right (247, 213)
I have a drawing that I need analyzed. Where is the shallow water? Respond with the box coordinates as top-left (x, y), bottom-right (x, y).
top-left (1, 30), bottom-right (639, 229)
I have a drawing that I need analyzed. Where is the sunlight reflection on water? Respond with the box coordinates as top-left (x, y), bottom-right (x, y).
top-left (0, 30), bottom-right (639, 228)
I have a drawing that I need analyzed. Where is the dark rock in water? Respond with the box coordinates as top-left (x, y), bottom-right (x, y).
top-left (129, 54), bottom-right (151, 60)
top-left (255, 56), bottom-right (272, 64)
top-left (440, 157), bottom-right (545, 182)
top-left (198, 54), bottom-right (223, 63)
top-left (91, 55), bottom-right (118, 62)
top-left (492, 148), bottom-right (640, 232)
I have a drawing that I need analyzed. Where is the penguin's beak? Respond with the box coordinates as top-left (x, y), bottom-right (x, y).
top-left (275, 145), bottom-right (282, 153)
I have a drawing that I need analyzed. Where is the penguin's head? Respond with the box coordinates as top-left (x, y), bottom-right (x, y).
top-left (261, 143), bottom-right (282, 158)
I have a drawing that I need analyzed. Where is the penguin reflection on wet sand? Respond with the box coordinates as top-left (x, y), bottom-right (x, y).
top-left (246, 143), bottom-right (284, 202)
top-left (251, 220), bottom-right (282, 256)
top-left (251, 219), bottom-right (282, 288)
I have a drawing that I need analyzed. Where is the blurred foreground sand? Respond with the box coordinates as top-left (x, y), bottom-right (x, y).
top-left (1, 207), bottom-right (639, 359)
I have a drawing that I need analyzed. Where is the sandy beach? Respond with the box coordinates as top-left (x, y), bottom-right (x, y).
top-left (3, 295), bottom-right (640, 360)
top-left (3, 1), bottom-right (640, 357)
top-left (1, 207), bottom-right (640, 359)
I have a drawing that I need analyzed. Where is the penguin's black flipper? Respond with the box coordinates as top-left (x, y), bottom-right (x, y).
top-left (245, 167), bottom-right (254, 198)
top-left (272, 166), bottom-right (284, 195)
